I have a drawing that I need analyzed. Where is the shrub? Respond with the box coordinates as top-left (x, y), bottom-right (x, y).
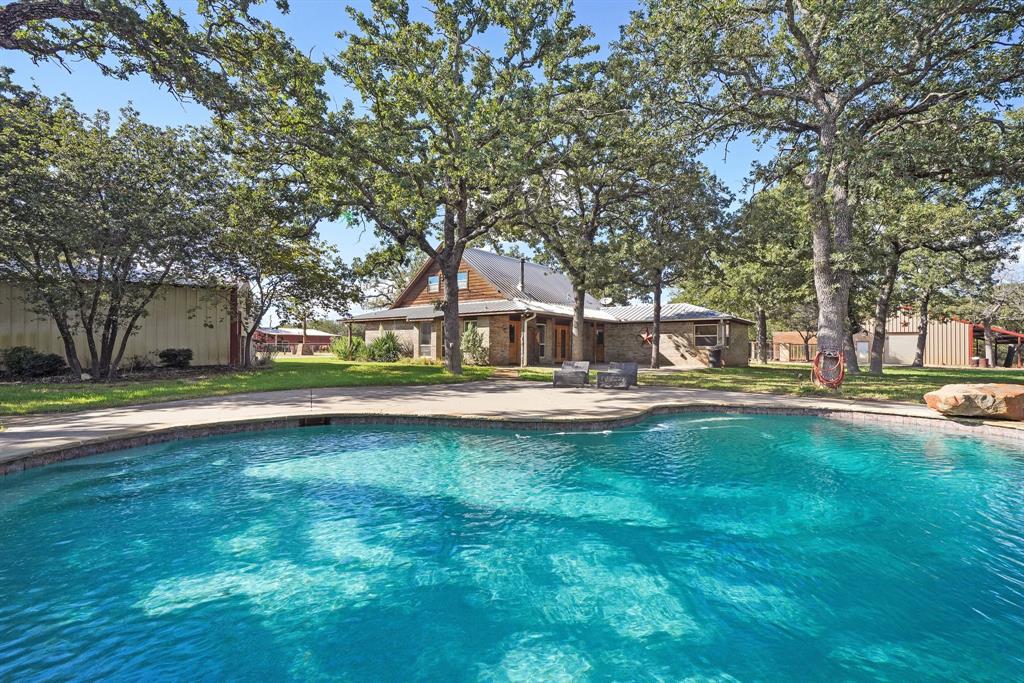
top-left (461, 326), bottom-right (490, 365)
top-left (158, 348), bottom-right (193, 369)
top-left (400, 356), bottom-right (442, 366)
top-left (253, 343), bottom-right (284, 367)
top-left (1, 346), bottom-right (68, 378)
top-left (123, 353), bottom-right (157, 373)
top-left (330, 336), bottom-right (367, 361)
top-left (367, 331), bottom-right (407, 362)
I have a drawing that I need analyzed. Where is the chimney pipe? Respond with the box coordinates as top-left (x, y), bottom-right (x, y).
top-left (518, 257), bottom-right (525, 292)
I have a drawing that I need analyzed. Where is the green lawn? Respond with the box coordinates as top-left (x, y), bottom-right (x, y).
top-left (0, 356), bottom-right (492, 416)
top-left (519, 363), bottom-right (1023, 403)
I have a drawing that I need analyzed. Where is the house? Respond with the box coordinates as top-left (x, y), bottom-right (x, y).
top-left (769, 330), bottom-right (824, 362)
top-left (771, 309), bottom-right (1024, 367)
top-left (0, 280), bottom-right (243, 366)
top-left (254, 326), bottom-right (336, 354)
top-left (352, 248), bottom-right (752, 367)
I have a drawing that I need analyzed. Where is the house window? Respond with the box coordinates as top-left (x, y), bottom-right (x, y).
top-left (509, 323), bottom-right (516, 343)
top-left (428, 275), bottom-right (440, 293)
top-left (695, 323), bottom-right (720, 347)
top-left (536, 324), bottom-right (546, 357)
top-left (419, 322), bottom-right (432, 346)
top-left (464, 319), bottom-right (477, 333)
top-left (457, 272), bottom-right (468, 290)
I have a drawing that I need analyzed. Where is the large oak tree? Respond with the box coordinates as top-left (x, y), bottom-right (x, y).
top-left (623, 0), bottom-right (1024, 373)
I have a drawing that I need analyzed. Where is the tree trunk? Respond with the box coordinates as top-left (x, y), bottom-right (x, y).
top-left (571, 286), bottom-right (586, 362)
top-left (54, 318), bottom-right (83, 379)
top-left (984, 317), bottom-right (996, 366)
top-left (803, 338), bottom-right (811, 362)
top-left (755, 305), bottom-right (768, 364)
top-left (243, 331), bottom-right (254, 368)
top-left (868, 248), bottom-right (900, 375)
top-left (844, 330), bottom-right (860, 374)
top-left (440, 253), bottom-right (463, 374)
top-left (651, 275), bottom-right (663, 369)
top-left (99, 318), bottom-right (120, 381)
top-left (807, 133), bottom-right (852, 384)
top-left (912, 292), bottom-right (931, 368)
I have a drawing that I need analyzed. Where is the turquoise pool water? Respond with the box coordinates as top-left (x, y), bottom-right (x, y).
top-left (1, 414), bottom-right (1023, 681)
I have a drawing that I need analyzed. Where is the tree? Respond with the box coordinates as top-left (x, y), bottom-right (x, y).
top-left (956, 277), bottom-right (1024, 366)
top-left (513, 62), bottom-right (660, 361)
top-left (857, 183), bottom-right (1017, 374)
top-left (216, 195), bottom-right (355, 366)
top-left (778, 301), bottom-right (819, 362)
top-left (617, 161), bottom-right (728, 368)
top-left (280, 0), bottom-right (594, 374)
top-left (276, 265), bottom-right (355, 354)
top-left (352, 247), bottom-right (427, 310)
top-left (675, 179), bottom-right (813, 365)
top-left (0, 0), bottom-right (292, 106)
top-left (899, 251), bottom-right (992, 367)
top-left (624, 0), bottom-right (1024, 372)
top-left (0, 91), bottom-right (223, 379)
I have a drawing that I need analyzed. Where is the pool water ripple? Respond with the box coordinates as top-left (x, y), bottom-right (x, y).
top-left (1, 413), bottom-right (1023, 681)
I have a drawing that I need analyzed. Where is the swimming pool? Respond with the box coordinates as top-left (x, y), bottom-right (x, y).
top-left (1, 413), bottom-right (1022, 680)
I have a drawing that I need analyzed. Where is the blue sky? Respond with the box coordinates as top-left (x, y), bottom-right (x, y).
top-left (4, 0), bottom-right (764, 264)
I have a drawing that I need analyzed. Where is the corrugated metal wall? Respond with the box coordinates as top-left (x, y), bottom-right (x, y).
top-left (1, 282), bottom-right (235, 367)
top-left (883, 311), bottom-right (972, 367)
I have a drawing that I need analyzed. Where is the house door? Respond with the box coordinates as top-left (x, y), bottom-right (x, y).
top-left (508, 319), bottom-right (521, 365)
top-left (595, 324), bottom-right (605, 362)
top-left (554, 324), bottom-right (570, 362)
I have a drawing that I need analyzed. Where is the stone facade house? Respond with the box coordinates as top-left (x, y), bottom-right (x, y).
top-left (354, 249), bottom-right (751, 368)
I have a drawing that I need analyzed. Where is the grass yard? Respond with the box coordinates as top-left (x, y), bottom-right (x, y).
top-left (519, 363), bottom-right (1024, 403)
top-left (0, 356), bottom-right (492, 416)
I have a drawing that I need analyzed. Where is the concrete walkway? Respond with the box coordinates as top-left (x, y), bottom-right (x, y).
top-left (2, 381), bottom-right (1021, 475)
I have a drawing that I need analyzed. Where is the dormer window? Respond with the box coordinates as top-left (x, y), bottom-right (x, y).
top-left (428, 275), bottom-right (440, 293)
top-left (457, 272), bottom-right (468, 290)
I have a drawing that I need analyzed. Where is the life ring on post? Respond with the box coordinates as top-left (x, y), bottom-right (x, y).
top-left (812, 349), bottom-right (845, 389)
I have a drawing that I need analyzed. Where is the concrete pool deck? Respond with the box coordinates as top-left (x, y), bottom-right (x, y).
top-left (2, 380), bottom-right (1023, 475)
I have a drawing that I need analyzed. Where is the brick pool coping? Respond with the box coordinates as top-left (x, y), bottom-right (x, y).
top-left (2, 381), bottom-right (1022, 476)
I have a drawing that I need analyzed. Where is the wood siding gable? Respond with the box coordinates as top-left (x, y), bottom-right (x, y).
top-left (392, 258), bottom-right (506, 308)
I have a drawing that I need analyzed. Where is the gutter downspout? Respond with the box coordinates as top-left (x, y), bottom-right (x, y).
top-left (521, 311), bottom-right (537, 368)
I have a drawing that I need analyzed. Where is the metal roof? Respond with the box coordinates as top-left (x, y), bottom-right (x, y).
top-left (601, 303), bottom-right (753, 324)
top-left (257, 327), bottom-right (336, 337)
top-left (358, 249), bottom-right (749, 325)
top-left (352, 300), bottom-right (525, 322)
top-left (352, 298), bottom-right (618, 323)
top-left (462, 248), bottom-right (601, 308)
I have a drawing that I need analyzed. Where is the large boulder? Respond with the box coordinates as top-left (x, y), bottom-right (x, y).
top-left (923, 383), bottom-right (1024, 421)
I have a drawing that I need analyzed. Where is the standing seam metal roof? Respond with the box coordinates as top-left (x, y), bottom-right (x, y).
top-left (462, 248), bottom-right (601, 308)
top-left (601, 303), bottom-right (752, 324)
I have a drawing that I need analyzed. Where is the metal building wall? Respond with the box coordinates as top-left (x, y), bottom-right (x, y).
top-left (0, 282), bottom-right (235, 367)
top-left (883, 311), bottom-right (972, 367)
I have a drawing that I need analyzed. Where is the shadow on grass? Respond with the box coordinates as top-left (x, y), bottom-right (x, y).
top-left (0, 359), bottom-right (494, 416)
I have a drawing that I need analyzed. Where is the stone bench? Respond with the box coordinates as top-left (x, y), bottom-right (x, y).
top-left (553, 361), bottom-right (590, 387)
top-left (597, 362), bottom-right (639, 390)
top-left (596, 372), bottom-right (630, 389)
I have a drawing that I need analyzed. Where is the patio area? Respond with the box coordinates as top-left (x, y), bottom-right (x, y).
top-left (3, 381), bottom-right (1022, 476)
